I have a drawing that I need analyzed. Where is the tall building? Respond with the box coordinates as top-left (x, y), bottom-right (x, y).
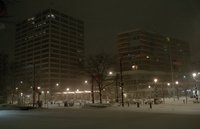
top-left (117, 29), bottom-right (190, 72)
top-left (0, 52), bottom-right (8, 103)
top-left (117, 29), bottom-right (191, 98)
top-left (15, 9), bottom-right (84, 91)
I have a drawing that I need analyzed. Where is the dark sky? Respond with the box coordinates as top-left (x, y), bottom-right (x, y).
top-left (1, 0), bottom-right (200, 60)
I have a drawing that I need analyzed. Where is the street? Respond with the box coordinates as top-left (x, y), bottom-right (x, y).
top-left (0, 107), bottom-right (200, 129)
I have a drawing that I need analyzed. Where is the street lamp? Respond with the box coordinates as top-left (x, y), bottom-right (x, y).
top-left (56, 83), bottom-right (59, 87)
top-left (193, 73), bottom-right (197, 78)
top-left (153, 78), bottom-right (158, 104)
top-left (175, 81), bottom-right (179, 100)
top-left (119, 55), bottom-right (135, 107)
top-left (132, 65), bottom-right (138, 70)
top-left (119, 57), bottom-right (124, 107)
top-left (192, 72), bottom-right (199, 101)
top-left (109, 71), bottom-right (113, 75)
top-left (154, 78), bottom-right (158, 83)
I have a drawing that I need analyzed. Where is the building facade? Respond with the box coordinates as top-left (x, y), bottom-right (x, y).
top-left (117, 29), bottom-right (191, 99)
top-left (15, 9), bottom-right (84, 91)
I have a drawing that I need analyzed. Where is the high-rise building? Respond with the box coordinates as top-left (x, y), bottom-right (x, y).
top-left (117, 29), bottom-right (190, 72)
top-left (117, 29), bottom-right (191, 98)
top-left (15, 9), bottom-right (84, 91)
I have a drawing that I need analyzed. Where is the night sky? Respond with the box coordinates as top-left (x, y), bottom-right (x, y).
top-left (0, 0), bottom-right (200, 60)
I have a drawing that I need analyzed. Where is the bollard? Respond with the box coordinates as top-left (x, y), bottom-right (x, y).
top-left (183, 99), bottom-right (185, 104)
top-left (137, 102), bottom-right (140, 108)
top-left (149, 102), bottom-right (152, 109)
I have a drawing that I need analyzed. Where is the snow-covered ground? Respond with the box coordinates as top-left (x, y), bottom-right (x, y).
top-left (43, 97), bottom-right (200, 115)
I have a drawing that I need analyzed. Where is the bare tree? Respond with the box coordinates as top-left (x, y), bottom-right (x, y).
top-left (85, 53), bottom-right (113, 104)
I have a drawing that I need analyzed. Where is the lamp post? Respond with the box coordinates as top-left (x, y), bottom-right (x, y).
top-left (166, 37), bottom-right (176, 100)
top-left (119, 55), bottom-right (136, 107)
top-left (42, 90), bottom-right (50, 108)
top-left (175, 81), bottom-right (179, 100)
top-left (120, 57), bottom-right (124, 107)
top-left (154, 78), bottom-right (158, 104)
top-left (192, 72), bottom-right (199, 101)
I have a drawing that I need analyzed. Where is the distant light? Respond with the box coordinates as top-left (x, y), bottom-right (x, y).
top-left (51, 14), bottom-right (55, 18)
top-left (193, 73), bottom-right (197, 77)
top-left (27, 95), bottom-right (30, 98)
top-left (146, 56), bottom-right (150, 59)
top-left (154, 78), bottom-right (158, 83)
top-left (124, 93), bottom-right (127, 98)
top-left (37, 87), bottom-right (41, 90)
top-left (47, 14), bottom-right (55, 18)
top-left (175, 81), bottom-right (179, 85)
top-left (167, 83), bottom-right (170, 86)
top-left (20, 81), bottom-right (23, 84)
top-left (109, 71), bottom-right (113, 75)
top-left (148, 85), bottom-right (151, 89)
top-left (20, 93), bottom-right (23, 96)
top-left (76, 89), bottom-right (79, 92)
top-left (166, 37), bottom-right (170, 42)
top-left (47, 91), bottom-right (50, 94)
top-left (41, 91), bottom-right (44, 94)
top-left (16, 87), bottom-right (18, 90)
top-left (56, 83), bottom-right (59, 87)
top-left (84, 80), bottom-right (88, 84)
top-left (66, 88), bottom-right (70, 91)
top-left (30, 86), bottom-right (33, 89)
top-left (183, 75), bottom-right (186, 79)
